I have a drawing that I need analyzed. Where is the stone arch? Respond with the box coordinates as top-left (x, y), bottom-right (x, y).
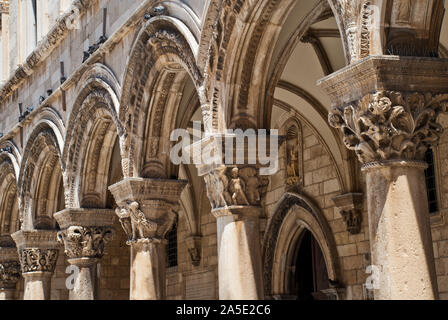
top-left (18, 122), bottom-right (64, 231)
top-left (0, 154), bottom-right (20, 235)
top-left (328, 0), bottom-right (446, 62)
top-left (30, 106), bottom-right (66, 152)
top-left (119, 16), bottom-right (204, 178)
top-left (263, 192), bottom-right (341, 297)
top-left (201, 0), bottom-right (347, 131)
top-left (63, 65), bottom-right (124, 208)
top-left (0, 140), bottom-right (21, 180)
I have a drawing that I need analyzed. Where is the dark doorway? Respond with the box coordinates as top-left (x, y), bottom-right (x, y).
top-left (294, 230), bottom-right (329, 300)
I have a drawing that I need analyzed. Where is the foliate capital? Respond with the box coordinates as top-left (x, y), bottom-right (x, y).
top-left (18, 248), bottom-right (58, 274)
top-left (0, 261), bottom-right (20, 289)
top-left (329, 91), bottom-right (448, 164)
top-left (57, 226), bottom-right (114, 259)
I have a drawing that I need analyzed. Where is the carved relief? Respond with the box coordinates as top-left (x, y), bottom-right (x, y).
top-left (329, 91), bottom-right (448, 164)
top-left (0, 261), bottom-right (20, 289)
top-left (115, 201), bottom-right (176, 244)
top-left (186, 236), bottom-right (202, 267)
top-left (204, 166), bottom-right (269, 209)
top-left (333, 193), bottom-right (364, 235)
top-left (285, 123), bottom-right (303, 186)
top-left (57, 226), bottom-right (114, 259)
top-left (18, 248), bottom-right (58, 273)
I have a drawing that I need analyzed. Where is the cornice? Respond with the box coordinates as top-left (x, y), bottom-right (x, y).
top-left (317, 55), bottom-right (448, 106)
top-left (11, 230), bottom-right (59, 249)
top-left (54, 208), bottom-right (116, 229)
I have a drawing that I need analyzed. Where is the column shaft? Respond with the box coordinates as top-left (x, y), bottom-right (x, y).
top-left (130, 240), bottom-right (166, 300)
top-left (215, 208), bottom-right (264, 300)
top-left (23, 272), bottom-right (52, 300)
top-left (364, 161), bottom-right (438, 299)
top-left (109, 178), bottom-right (187, 301)
top-left (0, 289), bottom-right (15, 300)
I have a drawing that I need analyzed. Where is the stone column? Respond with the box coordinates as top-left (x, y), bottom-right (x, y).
top-left (318, 56), bottom-right (448, 300)
top-left (11, 230), bottom-right (59, 300)
top-left (109, 178), bottom-right (187, 300)
top-left (54, 209), bottom-right (115, 300)
top-left (0, 246), bottom-right (21, 300)
top-left (199, 164), bottom-right (269, 300)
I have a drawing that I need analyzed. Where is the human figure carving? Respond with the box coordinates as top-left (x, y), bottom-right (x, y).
top-left (115, 206), bottom-right (133, 242)
top-left (228, 168), bottom-right (249, 206)
top-left (128, 201), bottom-right (158, 240)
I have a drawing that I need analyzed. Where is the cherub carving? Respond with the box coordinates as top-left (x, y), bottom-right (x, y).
top-left (229, 168), bottom-right (249, 206)
top-left (240, 167), bottom-right (260, 205)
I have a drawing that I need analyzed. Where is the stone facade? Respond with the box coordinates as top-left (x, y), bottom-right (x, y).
top-left (0, 0), bottom-right (448, 300)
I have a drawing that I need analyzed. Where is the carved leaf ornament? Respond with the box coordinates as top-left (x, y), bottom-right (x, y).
top-left (329, 91), bottom-right (448, 163)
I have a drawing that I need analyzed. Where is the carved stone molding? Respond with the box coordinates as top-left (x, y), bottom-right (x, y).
top-left (57, 226), bottom-right (114, 259)
top-left (54, 208), bottom-right (116, 229)
top-left (332, 193), bottom-right (364, 235)
top-left (328, 90), bottom-right (448, 164)
top-left (109, 178), bottom-right (187, 205)
top-left (18, 248), bottom-right (58, 274)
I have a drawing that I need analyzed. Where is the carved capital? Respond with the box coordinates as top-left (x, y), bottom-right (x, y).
top-left (57, 226), bottom-right (114, 259)
top-left (18, 248), bottom-right (58, 274)
top-left (0, 261), bottom-right (20, 289)
top-left (203, 165), bottom-right (269, 210)
top-left (115, 200), bottom-right (177, 245)
top-left (329, 91), bottom-right (448, 164)
top-left (332, 193), bottom-right (364, 234)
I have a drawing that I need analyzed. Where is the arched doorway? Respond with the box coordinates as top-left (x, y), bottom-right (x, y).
top-left (292, 229), bottom-right (329, 300)
top-left (263, 193), bottom-right (342, 300)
